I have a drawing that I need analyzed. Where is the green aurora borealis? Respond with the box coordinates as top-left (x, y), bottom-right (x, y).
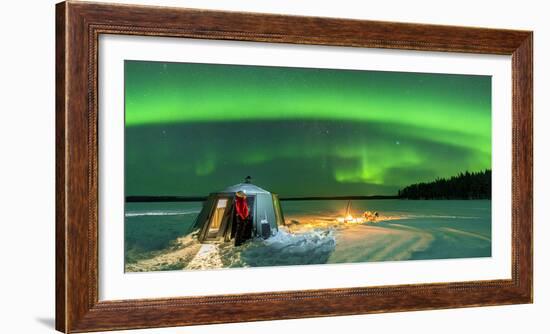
top-left (125, 60), bottom-right (491, 197)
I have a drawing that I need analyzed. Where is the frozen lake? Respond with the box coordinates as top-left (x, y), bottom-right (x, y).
top-left (124, 199), bottom-right (491, 272)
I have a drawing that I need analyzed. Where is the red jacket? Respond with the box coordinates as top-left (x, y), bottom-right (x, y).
top-left (235, 196), bottom-right (249, 220)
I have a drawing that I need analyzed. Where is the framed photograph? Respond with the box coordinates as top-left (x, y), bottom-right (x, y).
top-left (56, 1), bottom-right (532, 332)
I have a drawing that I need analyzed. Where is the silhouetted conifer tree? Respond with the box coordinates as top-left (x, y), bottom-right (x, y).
top-left (398, 169), bottom-right (491, 199)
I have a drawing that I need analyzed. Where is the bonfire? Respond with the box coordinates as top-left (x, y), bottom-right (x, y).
top-left (336, 201), bottom-right (379, 224)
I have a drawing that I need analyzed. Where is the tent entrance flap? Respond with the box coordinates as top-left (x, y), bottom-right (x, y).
top-left (206, 198), bottom-right (227, 239)
top-left (202, 197), bottom-right (232, 242)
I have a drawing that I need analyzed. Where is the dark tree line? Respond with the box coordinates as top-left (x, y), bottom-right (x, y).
top-left (398, 170), bottom-right (491, 200)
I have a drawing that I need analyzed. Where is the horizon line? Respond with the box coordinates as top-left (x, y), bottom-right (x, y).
top-left (125, 195), bottom-right (400, 203)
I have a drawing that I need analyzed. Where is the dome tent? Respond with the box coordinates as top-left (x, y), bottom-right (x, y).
top-left (193, 179), bottom-right (286, 243)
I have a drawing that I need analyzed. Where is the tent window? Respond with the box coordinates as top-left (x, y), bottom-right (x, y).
top-left (207, 198), bottom-right (227, 238)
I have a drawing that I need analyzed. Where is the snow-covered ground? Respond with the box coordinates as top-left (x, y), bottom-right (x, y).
top-left (125, 200), bottom-right (491, 272)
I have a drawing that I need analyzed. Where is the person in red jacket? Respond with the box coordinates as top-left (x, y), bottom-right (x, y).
top-left (234, 191), bottom-right (252, 246)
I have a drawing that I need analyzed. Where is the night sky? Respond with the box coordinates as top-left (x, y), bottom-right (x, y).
top-left (125, 61), bottom-right (491, 197)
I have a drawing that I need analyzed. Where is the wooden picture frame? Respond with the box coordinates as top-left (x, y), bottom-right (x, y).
top-left (56, 1), bottom-right (533, 332)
